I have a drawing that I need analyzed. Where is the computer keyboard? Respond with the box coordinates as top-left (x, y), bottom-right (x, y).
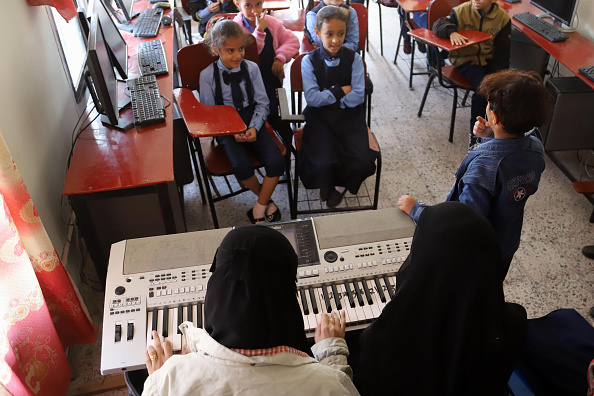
top-left (579, 65), bottom-right (594, 83)
top-left (127, 75), bottom-right (166, 127)
top-left (513, 12), bottom-right (568, 42)
top-left (134, 8), bottom-right (163, 38)
top-left (137, 39), bottom-right (169, 77)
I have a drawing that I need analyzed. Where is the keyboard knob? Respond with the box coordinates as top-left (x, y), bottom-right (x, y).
top-left (324, 251), bottom-right (338, 263)
top-left (115, 286), bottom-right (126, 295)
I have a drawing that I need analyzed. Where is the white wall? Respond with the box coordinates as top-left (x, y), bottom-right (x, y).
top-left (0, 3), bottom-right (85, 282)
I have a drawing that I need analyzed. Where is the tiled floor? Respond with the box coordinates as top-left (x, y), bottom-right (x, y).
top-left (66, 3), bottom-right (594, 394)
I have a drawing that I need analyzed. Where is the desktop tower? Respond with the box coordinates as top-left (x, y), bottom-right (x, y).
top-left (510, 29), bottom-right (549, 78)
top-left (540, 77), bottom-right (594, 151)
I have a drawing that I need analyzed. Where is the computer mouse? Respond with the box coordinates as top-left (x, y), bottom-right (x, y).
top-left (153, 2), bottom-right (171, 9)
top-left (161, 14), bottom-right (172, 26)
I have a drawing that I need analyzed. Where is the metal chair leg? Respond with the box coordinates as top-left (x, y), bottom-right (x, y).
top-left (407, 39), bottom-right (416, 87)
top-left (189, 136), bottom-right (206, 205)
top-left (417, 72), bottom-right (436, 117)
top-left (378, 3), bottom-right (383, 56)
top-left (461, 89), bottom-right (470, 106)
top-left (449, 88), bottom-right (458, 143)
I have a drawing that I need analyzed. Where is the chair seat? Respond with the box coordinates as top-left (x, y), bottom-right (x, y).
top-left (300, 35), bottom-right (316, 54)
top-left (202, 123), bottom-right (286, 176)
top-left (294, 127), bottom-right (379, 152)
top-left (442, 65), bottom-right (472, 89)
top-left (574, 181), bottom-right (594, 194)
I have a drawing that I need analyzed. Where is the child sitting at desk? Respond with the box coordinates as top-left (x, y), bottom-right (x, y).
top-left (200, 19), bottom-right (285, 224)
top-left (300, 6), bottom-right (377, 208)
top-left (232, 0), bottom-right (299, 144)
top-left (398, 69), bottom-right (550, 280)
top-left (305, 0), bottom-right (360, 53)
top-left (433, 0), bottom-right (511, 146)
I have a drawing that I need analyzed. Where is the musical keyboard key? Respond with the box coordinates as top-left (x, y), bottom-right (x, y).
top-left (365, 280), bottom-right (383, 317)
top-left (162, 309), bottom-right (169, 338)
top-left (374, 277), bottom-right (386, 303)
top-left (157, 310), bottom-right (164, 339)
top-left (151, 309), bottom-right (158, 338)
top-left (147, 311), bottom-right (154, 344)
top-left (177, 306), bottom-right (183, 334)
top-left (361, 280), bottom-right (373, 305)
top-left (383, 275), bottom-right (395, 299)
top-left (299, 289), bottom-right (309, 315)
top-left (303, 289), bottom-right (318, 331)
top-left (389, 276), bottom-right (397, 296)
top-left (197, 302), bottom-right (203, 329)
top-left (308, 287), bottom-right (319, 314)
top-left (337, 284), bottom-right (358, 324)
top-left (191, 303), bottom-right (198, 328)
top-left (349, 283), bottom-right (367, 322)
top-left (331, 284), bottom-right (342, 310)
top-left (171, 307), bottom-right (182, 351)
top-left (321, 286), bottom-right (332, 313)
top-left (352, 281), bottom-right (364, 307)
top-left (343, 282), bottom-right (356, 308)
top-left (297, 293), bottom-right (312, 331)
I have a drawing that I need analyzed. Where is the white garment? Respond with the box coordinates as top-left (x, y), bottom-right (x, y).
top-left (142, 322), bottom-right (360, 396)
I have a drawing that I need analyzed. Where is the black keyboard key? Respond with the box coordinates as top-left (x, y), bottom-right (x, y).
top-left (331, 284), bottom-right (342, 310)
top-left (383, 275), bottom-right (395, 299)
top-left (187, 304), bottom-right (193, 323)
top-left (162, 309), bottom-right (169, 337)
top-left (177, 306), bottom-right (183, 334)
top-left (322, 286), bottom-right (332, 313)
top-left (343, 282), bottom-right (356, 308)
top-left (299, 289), bottom-right (309, 315)
top-left (196, 302), bottom-right (203, 328)
top-left (352, 281), bottom-right (365, 306)
top-left (308, 287), bottom-right (319, 314)
top-left (361, 281), bottom-right (373, 305)
top-left (374, 277), bottom-right (387, 303)
top-left (151, 310), bottom-right (158, 338)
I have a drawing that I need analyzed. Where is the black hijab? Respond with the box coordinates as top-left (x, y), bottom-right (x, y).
top-left (204, 226), bottom-right (309, 354)
top-left (355, 202), bottom-right (526, 396)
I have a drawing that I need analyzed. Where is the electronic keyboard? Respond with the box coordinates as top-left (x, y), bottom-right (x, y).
top-left (101, 208), bottom-right (415, 374)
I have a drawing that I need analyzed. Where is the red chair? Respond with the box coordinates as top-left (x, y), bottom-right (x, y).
top-left (174, 35), bottom-right (289, 228)
top-left (271, 8), bottom-right (308, 31)
top-left (278, 54), bottom-right (381, 218)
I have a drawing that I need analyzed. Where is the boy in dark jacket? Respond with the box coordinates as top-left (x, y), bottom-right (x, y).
top-left (433, 0), bottom-right (511, 146)
top-left (188, 0), bottom-right (239, 37)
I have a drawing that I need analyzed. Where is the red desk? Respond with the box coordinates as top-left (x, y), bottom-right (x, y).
top-left (264, 0), bottom-right (291, 11)
top-left (497, 0), bottom-right (594, 90)
top-left (62, 1), bottom-right (185, 286)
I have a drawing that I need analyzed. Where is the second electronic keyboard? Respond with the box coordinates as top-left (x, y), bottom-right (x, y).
top-left (101, 208), bottom-right (415, 374)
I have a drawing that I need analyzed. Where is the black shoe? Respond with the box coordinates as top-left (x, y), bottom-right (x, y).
top-left (417, 41), bottom-right (426, 54)
top-left (582, 245), bottom-right (594, 260)
top-left (319, 188), bottom-right (333, 202)
top-left (403, 39), bottom-right (412, 55)
top-left (265, 200), bottom-right (281, 222)
top-left (247, 208), bottom-right (266, 224)
top-left (326, 188), bottom-right (347, 208)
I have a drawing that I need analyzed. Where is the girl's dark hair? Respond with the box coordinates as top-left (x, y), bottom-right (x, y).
top-left (204, 18), bottom-right (245, 56)
top-left (306, 0), bottom-right (350, 12)
top-left (315, 5), bottom-right (349, 31)
top-left (477, 69), bottom-right (551, 136)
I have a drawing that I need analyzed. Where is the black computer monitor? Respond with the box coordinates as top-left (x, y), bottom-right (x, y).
top-left (114, 0), bottom-right (139, 23)
top-left (530, 0), bottom-right (580, 27)
top-left (96, 0), bottom-right (128, 79)
top-left (85, 14), bottom-right (133, 131)
top-left (77, 8), bottom-right (90, 39)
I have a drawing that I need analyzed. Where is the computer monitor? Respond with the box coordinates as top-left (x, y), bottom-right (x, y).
top-left (85, 14), bottom-right (133, 131)
top-left (95, 0), bottom-right (128, 79)
top-left (530, 0), bottom-right (580, 27)
top-left (114, 0), bottom-right (139, 23)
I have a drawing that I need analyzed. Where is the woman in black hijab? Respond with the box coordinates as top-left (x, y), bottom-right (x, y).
top-left (142, 226), bottom-right (359, 395)
top-left (354, 202), bottom-right (526, 396)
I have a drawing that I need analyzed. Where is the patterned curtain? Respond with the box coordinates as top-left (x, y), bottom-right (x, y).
top-left (0, 133), bottom-right (97, 395)
top-left (26, 0), bottom-right (77, 21)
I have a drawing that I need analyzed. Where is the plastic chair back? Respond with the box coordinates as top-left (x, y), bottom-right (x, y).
top-left (177, 34), bottom-right (259, 91)
top-left (428, 0), bottom-right (466, 29)
top-left (351, 3), bottom-right (367, 52)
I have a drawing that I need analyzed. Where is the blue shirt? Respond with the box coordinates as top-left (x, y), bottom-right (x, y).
top-left (306, 3), bottom-right (359, 53)
top-left (409, 130), bottom-right (545, 264)
top-left (302, 47), bottom-right (365, 109)
top-left (199, 59), bottom-right (270, 131)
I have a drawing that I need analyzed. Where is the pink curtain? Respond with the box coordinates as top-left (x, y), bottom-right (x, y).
top-left (26, 0), bottom-right (77, 21)
top-left (0, 133), bottom-right (97, 395)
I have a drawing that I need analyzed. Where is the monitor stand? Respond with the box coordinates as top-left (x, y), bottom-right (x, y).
top-left (100, 99), bottom-right (133, 131)
top-left (117, 21), bottom-right (135, 33)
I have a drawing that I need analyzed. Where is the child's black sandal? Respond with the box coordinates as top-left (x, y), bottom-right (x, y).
top-left (247, 208), bottom-right (266, 224)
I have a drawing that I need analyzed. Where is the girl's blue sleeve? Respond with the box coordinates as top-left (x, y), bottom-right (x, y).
top-left (306, 11), bottom-right (322, 48)
top-left (344, 7), bottom-right (360, 52)
top-left (199, 67), bottom-right (215, 105)
top-left (340, 54), bottom-right (365, 108)
top-left (302, 54), bottom-right (342, 107)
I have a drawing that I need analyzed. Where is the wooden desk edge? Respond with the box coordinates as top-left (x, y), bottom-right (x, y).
top-left (173, 88), bottom-right (247, 138)
top-left (408, 28), bottom-right (491, 51)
